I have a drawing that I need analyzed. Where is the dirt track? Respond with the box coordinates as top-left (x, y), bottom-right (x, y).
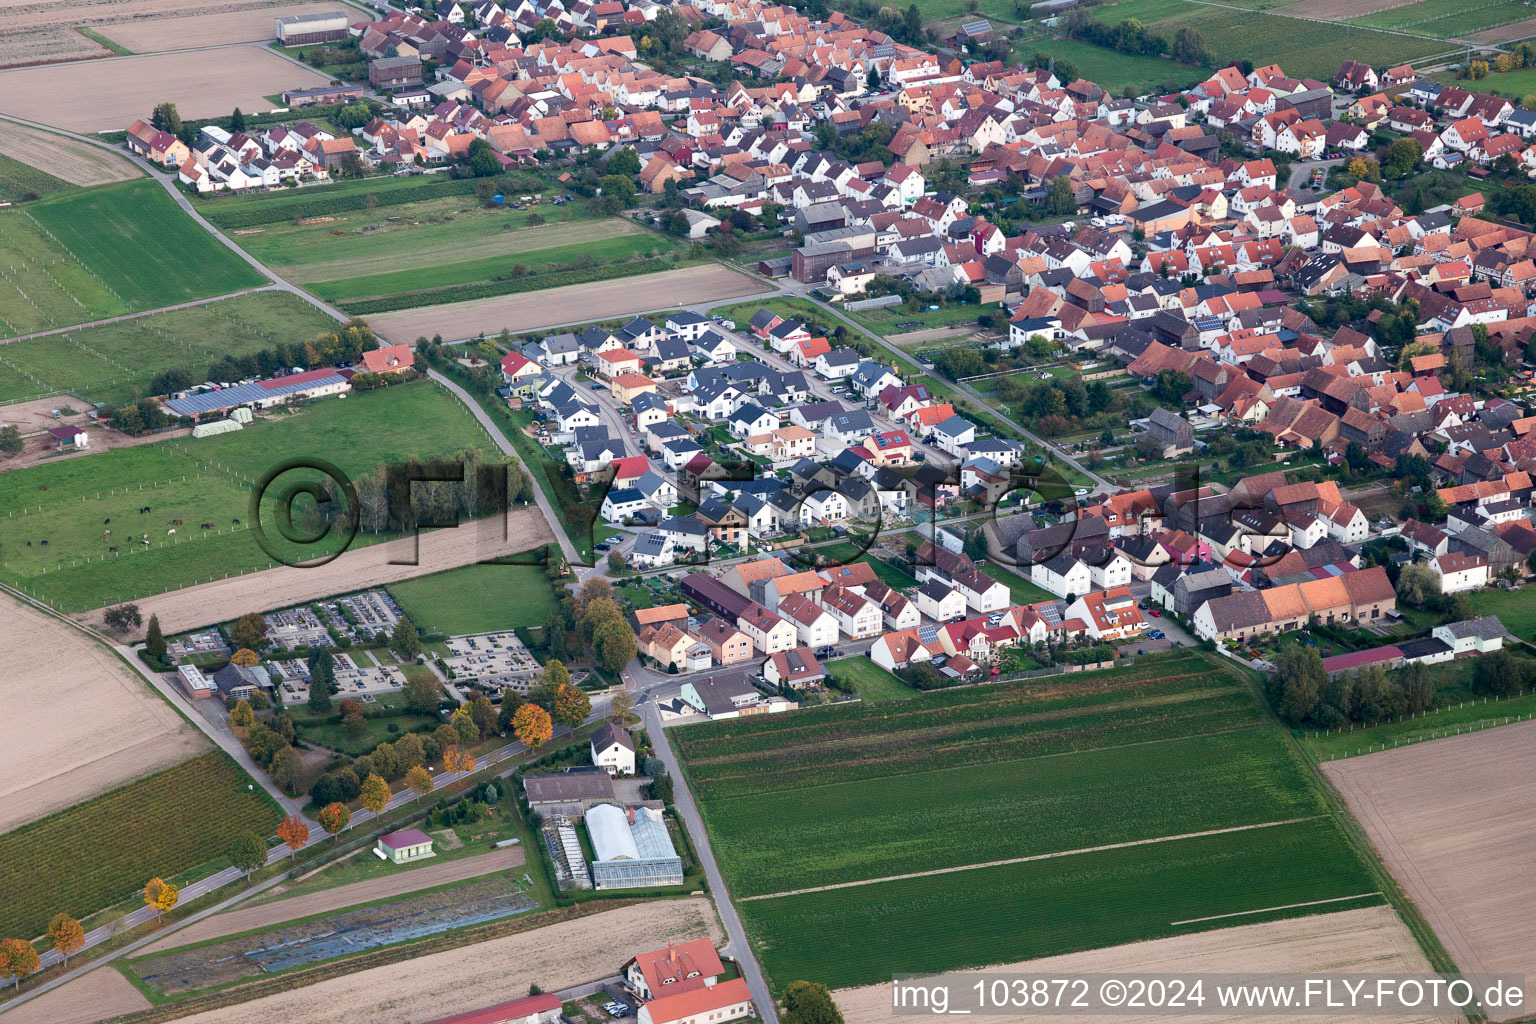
top-left (0, 120), bottom-right (138, 184)
top-left (77, 508), bottom-right (555, 636)
top-left (1324, 721), bottom-right (1536, 995)
top-left (1470, 16), bottom-right (1536, 41)
top-left (141, 846), bottom-right (528, 953)
top-left (836, 906), bottom-right (1450, 1024)
top-left (369, 265), bottom-right (773, 343)
top-left (170, 897), bottom-right (721, 1024)
top-left (0, 593), bottom-right (207, 834)
top-left (0, 45), bottom-right (329, 132)
top-left (1, 964), bottom-right (150, 1024)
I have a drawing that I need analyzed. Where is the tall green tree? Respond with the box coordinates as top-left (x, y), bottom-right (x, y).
top-left (307, 646), bottom-right (336, 712)
top-left (782, 981), bottom-right (845, 1024)
top-left (144, 614), bottom-right (167, 659)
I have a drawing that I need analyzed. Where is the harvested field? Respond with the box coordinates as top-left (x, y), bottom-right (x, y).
top-left (0, 120), bottom-right (138, 185)
top-left (1324, 721), bottom-right (1536, 988)
top-left (0, 594), bottom-right (206, 835)
top-left (887, 326), bottom-right (974, 346)
top-left (169, 898), bottom-right (721, 1024)
top-left (0, 46), bottom-right (329, 132)
top-left (1471, 15), bottom-right (1536, 40)
top-left (369, 265), bottom-right (773, 342)
top-left (1, 964), bottom-right (151, 1024)
top-left (142, 846), bottom-right (528, 954)
top-left (835, 906), bottom-right (1449, 1024)
top-left (99, 1), bottom-right (357, 51)
top-left (77, 507), bottom-right (555, 635)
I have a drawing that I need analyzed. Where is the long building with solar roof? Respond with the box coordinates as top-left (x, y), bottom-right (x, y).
top-left (162, 369), bottom-right (351, 419)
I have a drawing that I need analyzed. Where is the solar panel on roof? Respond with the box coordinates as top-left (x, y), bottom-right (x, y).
top-left (1035, 603), bottom-right (1063, 627)
top-left (917, 624), bottom-right (939, 645)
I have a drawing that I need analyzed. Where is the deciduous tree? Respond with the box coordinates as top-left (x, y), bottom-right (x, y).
top-left (1271, 645), bottom-right (1324, 726)
top-left (231, 648), bottom-right (259, 667)
top-left (230, 699), bottom-right (255, 729)
top-left (782, 981), bottom-right (844, 1024)
top-left (609, 688), bottom-right (633, 722)
top-left (407, 764), bottom-right (433, 799)
top-left (317, 802), bottom-right (351, 842)
top-left (144, 877), bottom-right (179, 920)
top-left (359, 772), bottom-right (391, 814)
top-left (0, 937), bottom-right (39, 989)
top-left (47, 913), bottom-right (84, 965)
top-left (228, 833), bottom-right (267, 879)
top-left (552, 682), bottom-right (591, 727)
top-left (230, 611), bottom-right (268, 651)
top-left (593, 620), bottom-right (638, 674)
top-left (403, 672), bottom-right (443, 713)
top-left (391, 617), bottom-right (422, 660)
top-left (450, 705), bottom-right (479, 745)
top-left (277, 814), bottom-right (309, 857)
top-left (512, 703), bottom-right (553, 748)
top-left (270, 746), bottom-right (304, 795)
top-left (443, 745), bottom-right (477, 772)
top-left (394, 732), bottom-right (425, 770)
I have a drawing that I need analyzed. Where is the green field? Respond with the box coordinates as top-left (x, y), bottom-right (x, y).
top-left (823, 656), bottom-right (918, 702)
top-left (740, 819), bottom-right (1382, 991)
top-left (978, 562), bottom-right (1055, 605)
top-left (0, 153), bottom-right (75, 205)
top-left (0, 383), bottom-right (501, 611)
top-left (389, 562), bottom-right (559, 636)
top-left (0, 180), bottom-right (265, 338)
top-left (1349, 0), bottom-right (1531, 37)
top-left (1095, 0), bottom-right (1450, 82)
top-left (1014, 36), bottom-right (1212, 94)
top-left (676, 651), bottom-right (1386, 989)
top-left (0, 752), bottom-right (281, 940)
top-left (215, 187), bottom-right (682, 308)
top-left (0, 291), bottom-right (342, 406)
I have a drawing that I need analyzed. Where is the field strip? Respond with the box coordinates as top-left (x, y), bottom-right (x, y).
top-left (698, 720), bottom-right (1266, 799)
top-left (740, 817), bottom-right (1323, 902)
top-left (1170, 893), bottom-right (1382, 926)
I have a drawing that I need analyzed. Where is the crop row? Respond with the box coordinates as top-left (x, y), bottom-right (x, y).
top-left (0, 753), bottom-right (281, 939)
top-left (700, 728), bottom-right (1327, 898)
top-left (738, 818), bottom-right (1383, 991)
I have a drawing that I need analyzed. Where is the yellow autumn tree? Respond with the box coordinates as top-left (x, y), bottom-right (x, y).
top-left (406, 764), bottom-right (433, 799)
top-left (230, 648), bottom-right (259, 667)
top-left (230, 699), bottom-right (255, 729)
top-left (512, 703), bottom-right (553, 748)
top-left (359, 772), bottom-right (391, 814)
top-left (144, 877), bottom-right (179, 920)
top-left (47, 913), bottom-right (84, 965)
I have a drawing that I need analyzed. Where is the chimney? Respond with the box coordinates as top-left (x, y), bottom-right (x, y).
top-left (629, 807), bottom-right (636, 824)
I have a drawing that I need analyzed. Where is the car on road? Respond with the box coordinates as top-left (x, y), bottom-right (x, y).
top-left (1074, 488), bottom-right (1089, 497)
top-left (1149, 609), bottom-right (1162, 617)
top-left (1148, 630), bottom-right (1166, 640)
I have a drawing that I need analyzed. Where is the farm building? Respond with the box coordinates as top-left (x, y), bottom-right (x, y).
top-left (274, 10), bottom-right (350, 44)
top-left (283, 85), bottom-right (366, 107)
top-left (162, 369), bottom-right (351, 419)
top-left (46, 425), bottom-right (88, 450)
top-left (425, 994), bottom-right (563, 1024)
top-left (370, 55), bottom-right (424, 90)
top-left (176, 664), bottom-right (218, 699)
top-left (375, 829), bottom-right (435, 863)
top-left (586, 803), bottom-right (683, 890)
top-left (523, 766), bottom-right (616, 816)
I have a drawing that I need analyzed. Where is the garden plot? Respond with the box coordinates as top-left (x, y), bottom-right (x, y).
top-left (126, 876), bottom-right (539, 996)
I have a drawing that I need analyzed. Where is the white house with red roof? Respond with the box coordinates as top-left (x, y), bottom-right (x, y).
top-left (375, 828), bottom-right (435, 863)
top-left (623, 938), bottom-right (724, 1002)
top-left (638, 979), bottom-right (753, 1024)
top-left (1063, 587), bottom-right (1146, 641)
top-left (362, 343), bottom-right (416, 376)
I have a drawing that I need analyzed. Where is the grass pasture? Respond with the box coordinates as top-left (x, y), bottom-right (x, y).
top-left (1013, 36), bottom-right (1211, 94)
top-left (388, 562), bottom-right (559, 636)
top-left (0, 383), bottom-right (500, 611)
top-left (0, 752), bottom-right (281, 941)
top-left (1347, 0), bottom-right (1530, 37)
top-left (0, 291), bottom-right (342, 406)
top-left (822, 656), bottom-right (918, 702)
top-left (675, 650), bottom-right (1388, 989)
top-left (0, 180), bottom-right (266, 338)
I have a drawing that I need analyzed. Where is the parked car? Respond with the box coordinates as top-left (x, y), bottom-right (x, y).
top-left (1149, 609), bottom-right (1162, 617)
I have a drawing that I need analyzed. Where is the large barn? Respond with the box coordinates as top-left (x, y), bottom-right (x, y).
top-left (274, 10), bottom-right (350, 44)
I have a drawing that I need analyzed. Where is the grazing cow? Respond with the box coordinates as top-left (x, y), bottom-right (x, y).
top-left (232, 518), bottom-right (241, 524)
top-left (104, 518), bottom-right (110, 525)
top-left (100, 531), bottom-right (111, 541)
top-left (40, 540), bottom-right (47, 546)
top-left (109, 546), bottom-right (117, 552)
top-left (201, 522), bottom-right (213, 530)
top-left (166, 528), bottom-right (176, 536)
top-left (25, 541), bottom-right (30, 547)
